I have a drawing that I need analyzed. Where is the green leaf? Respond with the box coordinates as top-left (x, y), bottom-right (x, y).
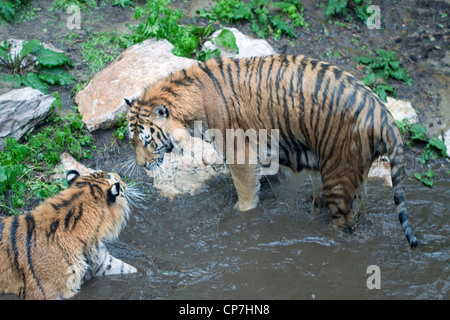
top-left (388, 60), bottom-right (400, 70)
top-left (0, 45), bottom-right (10, 60)
top-left (389, 68), bottom-right (412, 85)
top-left (354, 55), bottom-right (373, 65)
top-left (0, 165), bottom-right (7, 183)
top-left (0, 0), bottom-right (15, 23)
top-left (408, 123), bottom-right (428, 142)
top-left (20, 39), bottom-right (42, 59)
top-left (215, 29), bottom-right (239, 53)
top-left (374, 84), bottom-right (394, 102)
top-left (38, 68), bottom-right (75, 86)
top-left (0, 73), bottom-right (21, 88)
top-left (232, 4), bottom-right (253, 20)
top-left (269, 15), bottom-right (297, 38)
top-left (362, 72), bottom-right (377, 86)
top-left (35, 47), bottom-right (73, 68)
top-left (426, 137), bottom-right (447, 158)
top-left (21, 72), bottom-right (49, 94)
top-left (325, 0), bottom-right (348, 17)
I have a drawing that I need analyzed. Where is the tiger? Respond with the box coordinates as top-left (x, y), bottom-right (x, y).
top-left (0, 170), bottom-right (137, 300)
top-left (125, 54), bottom-right (418, 248)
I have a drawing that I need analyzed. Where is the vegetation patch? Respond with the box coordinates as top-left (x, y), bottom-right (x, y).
top-left (0, 39), bottom-right (74, 94)
top-left (198, 0), bottom-right (309, 40)
top-left (354, 49), bottom-right (412, 102)
top-left (0, 92), bottom-right (96, 215)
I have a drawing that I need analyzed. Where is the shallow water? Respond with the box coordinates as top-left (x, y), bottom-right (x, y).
top-left (71, 164), bottom-right (449, 300)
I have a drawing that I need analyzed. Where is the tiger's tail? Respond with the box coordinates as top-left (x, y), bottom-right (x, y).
top-left (384, 116), bottom-right (418, 248)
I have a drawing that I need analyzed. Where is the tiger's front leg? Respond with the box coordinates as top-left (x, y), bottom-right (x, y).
top-left (84, 243), bottom-right (137, 281)
top-left (229, 163), bottom-right (261, 211)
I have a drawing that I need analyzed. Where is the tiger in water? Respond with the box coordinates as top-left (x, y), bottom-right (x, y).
top-left (125, 54), bottom-right (417, 248)
top-left (0, 170), bottom-right (137, 300)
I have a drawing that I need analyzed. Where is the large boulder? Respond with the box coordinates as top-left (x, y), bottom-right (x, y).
top-left (75, 39), bottom-right (196, 132)
top-left (0, 87), bottom-right (55, 150)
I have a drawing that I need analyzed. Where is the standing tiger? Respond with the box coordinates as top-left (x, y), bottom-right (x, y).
top-left (0, 170), bottom-right (137, 300)
top-left (125, 54), bottom-right (417, 248)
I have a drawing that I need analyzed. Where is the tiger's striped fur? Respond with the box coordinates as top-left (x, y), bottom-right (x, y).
top-left (0, 170), bottom-right (137, 300)
top-left (126, 54), bottom-right (417, 247)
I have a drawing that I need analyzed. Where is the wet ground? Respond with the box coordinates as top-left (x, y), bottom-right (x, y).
top-left (0, 0), bottom-right (449, 300)
top-left (71, 146), bottom-right (450, 300)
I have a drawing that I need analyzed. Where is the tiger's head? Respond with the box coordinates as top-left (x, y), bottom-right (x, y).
top-left (64, 170), bottom-right (131, 240)
top-left (125, 98), bottom-right (187, 171)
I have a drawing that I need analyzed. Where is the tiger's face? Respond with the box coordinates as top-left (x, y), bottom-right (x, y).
top-left (66, 170), bottom-right (130, 231)
top-left (125, 99), bottom-right (186, 170)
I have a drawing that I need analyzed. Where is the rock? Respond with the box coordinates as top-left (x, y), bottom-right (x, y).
top-left (385, 97), bottom-right (418, 124)
top-left (443, 128), bottom-right (450, 158)
top-left (203, 27), bottom-right (277, 58)
top-left (51, 152), bottom-right (95, 181)
top-left (368, 156), bottom-right (392, 186)
top-left (367, 98), bottom-right (419, 185)
top-left (75, 39), bottom-right (197, 132)
top-left (149, 137), bottom-right (229, 198)
top-left (0, 87), bottom-right (55, 150)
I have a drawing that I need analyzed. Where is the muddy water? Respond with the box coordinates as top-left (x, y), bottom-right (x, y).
top-left (72, 165), bottom-right (449, 300)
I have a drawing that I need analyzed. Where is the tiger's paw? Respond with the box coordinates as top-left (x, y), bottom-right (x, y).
top-left (331, 212), bottom-right (356, 232)
top-left (234, 200), bottom-right (258, 212)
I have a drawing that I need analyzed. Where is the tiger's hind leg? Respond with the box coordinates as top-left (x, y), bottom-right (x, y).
top-left (229, 163), bottom-right (261, 211)
top-left (322, 171), bottom-right (361, 232)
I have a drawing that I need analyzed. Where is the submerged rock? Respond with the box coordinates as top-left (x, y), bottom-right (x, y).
top-left (148, 137), bottom-right (229, 197)
top-left (0, 87), bottom-right (55, 150)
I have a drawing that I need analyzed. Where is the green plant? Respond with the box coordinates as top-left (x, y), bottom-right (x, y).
top-left (396, 118), bottom-right (448, 188)
top-left (354, 49), bottom-right (412, 102)
top-left (0, 92), bottom-right (96, 215)
top-left (198, 0), bottom-right (309, 40)
top-left (80, 31), bottom-right (131, 74)
top-left (113, 112), bottom-right (128, 141)
top-left (0, 0), bottom-right (29, 23)
top-left (413, 168), bottom-right (435, 188)
top-left (325, 0), bottom-right (372, 23)
top-left (130, 0), bottom-right (234, 61)
top-left (112, 0), bottom-right (134, 8)
top-left (0, 39), bottom-right (74, 94)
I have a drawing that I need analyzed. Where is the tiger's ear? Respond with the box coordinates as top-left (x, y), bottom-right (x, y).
top-left (124, 98), bottom-right (134, 107)
top-left (107, 182), bottom-right (121, 204)
top-left (66, 170), bottom-right (80, 186)
top-left (154, 104), bottom-right (169, 118)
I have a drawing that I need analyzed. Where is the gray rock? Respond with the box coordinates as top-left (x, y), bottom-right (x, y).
top-left (0, 87), bottom-right (55, 149)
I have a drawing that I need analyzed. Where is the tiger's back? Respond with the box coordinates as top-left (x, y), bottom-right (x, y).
top-left (0, 170), bottom-right (137, 300)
